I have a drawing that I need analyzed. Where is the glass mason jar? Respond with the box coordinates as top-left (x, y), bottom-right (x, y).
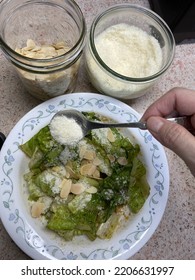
top-left (0, 0), bottom-right (86, 100)
top-left (85, 4), bottom-right (175, 99)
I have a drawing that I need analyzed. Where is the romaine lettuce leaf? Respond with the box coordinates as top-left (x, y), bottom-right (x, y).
top-left (128, 158), bottom-right (150, 213)
top-left (34, 169), bottom-right (62, 197)
top-left (20, 126), bottom-right (64, 171)
top-left (20, 126), bottom-right (55, 157)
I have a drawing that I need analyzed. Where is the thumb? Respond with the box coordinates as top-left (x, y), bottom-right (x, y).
top-left (146, 116), bottom-right (195, 172)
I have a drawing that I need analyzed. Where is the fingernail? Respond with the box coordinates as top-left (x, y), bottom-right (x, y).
top-left (147, 117), bottom-right (164, 133)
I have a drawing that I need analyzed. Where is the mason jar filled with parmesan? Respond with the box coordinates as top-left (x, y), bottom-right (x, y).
top-left (0, 0), bottom-right (86, 100)
top-left (85, 4), bottom-right (175, 99)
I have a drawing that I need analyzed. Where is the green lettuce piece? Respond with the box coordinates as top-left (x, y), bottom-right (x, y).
top-left (128, 158), bottom-right (150, 213)
top-left (20, 126), bottom-right (54, 157)
top-left (28, 181), bottom-right (45, 201)
top-left (47, 203), bottom-right (97, 235)
top-left (100, 167), bottom-right (130, 191)
top-left (47, 192), bottom-right (110, 241)
top-left (47, 205), bottom-right (78, 230)
top-left (81, 177), bottom-right (100, 188)
top-left (68, 192), bottom-right (92, 214)
top-left (96, 211), bottom-right (125, 239)
top-left (28, 147), bottom-right (44, 170)
top-left (130, 157), bottom-right (147, 178)
top-left (128, 176), bottom-right (150, 213)
top-left (99, 167), bottom-right (130, 209)
top-left (99, 157), bottom-right (150, 213)
top-left (34, 169), bottom-right (62, 197)
top-left (39, 145), bottom-right (64, 170)
top-left (24, 171), bottom-right (45, 201)
top-left (55, 229), bottom-right (84, 241)
top-left (27, 144), bottom-right (63, 172)
top-left (20, 126), bottom-right (64, 171)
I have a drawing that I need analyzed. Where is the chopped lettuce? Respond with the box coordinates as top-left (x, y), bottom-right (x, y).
top-left (20, 113), bottom-right (150, 241)
top-left (20, 126), bottom-right (64, 172)
top-left (47, 193), bottom-right (108, 241)
top-left (68, 192), bottom-right (92, 214)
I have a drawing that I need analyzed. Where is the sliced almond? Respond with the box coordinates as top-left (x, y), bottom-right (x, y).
top-left (31, 202), bottom-right (45, 218)
top-left (93, 169), bottom-right (100, 178)
top-left (26, 39), bottom-right (36, 49)
top-left (53, 41), bottom-right (66, 49)
top-left (80, 163), bottom-right (96, 176)
top-left (25, 52), bottom-right (36, 58)
top-left (15, 39), bottom-right (69, 60)
top-left (81, 159), bottom-right (89, 165)
top-left (65, 169), bottom-right (70, 179)
top-left (117, 157), bottom-right (128, 166)
top-left (107, 129), bottom-right (115, 142)
top-left (60, 178), bottom-right (72, 198)
top-left (39, 45), bottom-right (56, 53)
top-left (51, 166), bottom-right (66, 175)
top-left (65, 163), bottom-right (80, 179)
top-left (79, 145), bottom-right (87, 159)
top-left (71, 183), bottom-right (85, 195)
top-left (15, 48), bottom-right (22, 55)
top-left (51, 166), bottom-right (60, 173)
top-left (92, 157), bottom-right (101, 166)
top-left (31, 46), bottom-right (41, 52)
top-left (108, 154), bottom-right (115, 163)
top-left (57, 49), bottom-right (66, 56)
top-left (34, 53), bottom-right (46, 59)
top-left (22, 39), bottom-right (36, 51)
top-left (83, 150), bottom-right (96, 161)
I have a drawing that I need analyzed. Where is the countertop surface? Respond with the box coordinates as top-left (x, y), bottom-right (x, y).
top-left (0, 0), bottom-right (194, 260)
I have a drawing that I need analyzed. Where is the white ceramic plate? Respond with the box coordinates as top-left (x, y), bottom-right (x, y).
top-left (0, 92), bottom-right (169, 260)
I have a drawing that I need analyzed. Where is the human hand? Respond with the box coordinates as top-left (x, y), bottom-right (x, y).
top-left (141, 87), bottom-right (195, 176)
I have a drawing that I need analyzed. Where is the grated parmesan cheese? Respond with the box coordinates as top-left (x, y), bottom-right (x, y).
top-left (49, 115), bottom-right (84, 146)
top-left (86, 23), bottom-right (163, 98)
top-left (95, 24), bottom-right (162, 78)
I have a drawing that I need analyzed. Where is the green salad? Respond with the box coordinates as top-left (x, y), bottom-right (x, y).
top-left (20, 112), bottom-right (150, 241)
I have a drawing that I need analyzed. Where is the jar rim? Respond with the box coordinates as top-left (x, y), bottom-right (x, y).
top-left (0, 0), bottom-right (86, 72)
top-left (89, 4), bottom-right (175, 83)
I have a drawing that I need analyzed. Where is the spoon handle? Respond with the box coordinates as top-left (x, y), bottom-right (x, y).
top-left (90, 116), bottom-right (191, 131)
top-left (88, 120), bottom-right (147, 130)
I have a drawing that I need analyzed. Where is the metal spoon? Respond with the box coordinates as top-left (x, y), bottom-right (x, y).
top-left (51, 109), bottom-right (191, 137)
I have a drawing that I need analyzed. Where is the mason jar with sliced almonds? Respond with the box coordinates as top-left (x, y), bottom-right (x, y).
top-left (0, 0), bottom-right (86, 100)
